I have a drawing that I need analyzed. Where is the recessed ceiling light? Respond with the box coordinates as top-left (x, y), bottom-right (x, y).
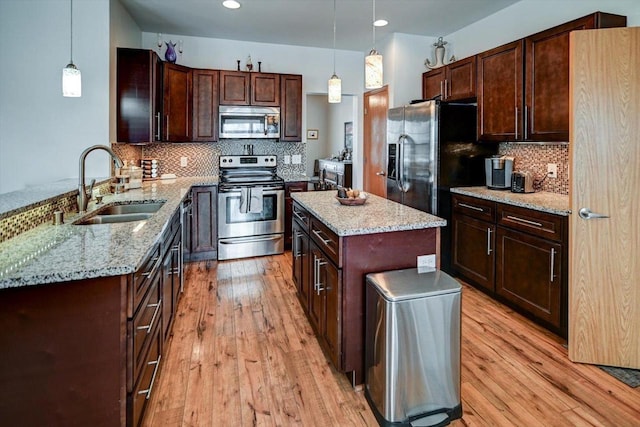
top-left (374, 19), bottom-right (388, 27)
top-left (222, 0), bottom-right (241, 9)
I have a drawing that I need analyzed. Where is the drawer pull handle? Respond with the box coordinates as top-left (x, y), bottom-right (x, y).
top-left (312, 229), bottom-right (333, 246)
top-left (141, 256), bottom-right (160, 277)
top-left (459, 202), bottom-right (484, 212)
top-left (550, 248), bottom-right (556, 283)
top-left (293, 210), bottom-right (307, 222)
top-left (506, 215), bottom-right (543, 228)
top-left (313, 256), bottom-right (327, 295)
top-left (487, 228), bottom-right (493, 255)
top-left (137, 300), bottom-right (162, 334)
top-left (138, 354), bottom-right (162, 400)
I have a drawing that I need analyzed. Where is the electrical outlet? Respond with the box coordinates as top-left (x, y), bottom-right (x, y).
top-left (547, 163), bottom-right (557, 179)
top-left (417, 254), bottom-right (436, 272)
top-left (292, 154), bottom-right (302, 164)
top-left (284, 155), bottom-right (291, 164)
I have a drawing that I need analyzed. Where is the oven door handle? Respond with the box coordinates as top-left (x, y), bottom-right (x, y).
top-left (219, 186), bottom-right (283, 194)
top-left (219, 235), bottom-right (283, 244)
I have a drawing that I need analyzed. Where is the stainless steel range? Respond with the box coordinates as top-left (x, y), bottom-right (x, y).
top-left (218, 155), bottom-right (285, 260)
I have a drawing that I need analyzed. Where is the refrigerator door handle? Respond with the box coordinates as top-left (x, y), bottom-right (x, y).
top-left (395, 136), bottom-right (403, 192)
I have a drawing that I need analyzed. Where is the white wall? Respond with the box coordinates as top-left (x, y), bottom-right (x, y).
top-left (305, 95), bottom-right (330, 176)
top-left (0, 0), bottom-right (112, 194)
top-left (327, 97), bottom-right (355, 156)
top-left (446, 0), bottom-right (640, 59)
top-left (109, 0), bottom-right (142, 143)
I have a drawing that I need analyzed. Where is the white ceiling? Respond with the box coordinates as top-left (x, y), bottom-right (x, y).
top-left (118, 0), bottom-right (521, 52)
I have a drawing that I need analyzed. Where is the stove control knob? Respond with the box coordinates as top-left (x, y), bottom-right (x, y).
top-left (228, 158), bottom-right (233, 163)
top-left (222, 158), bottom-right (227, 163)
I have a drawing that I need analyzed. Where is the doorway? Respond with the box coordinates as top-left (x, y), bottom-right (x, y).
top-left (363, 86), bottom-right (388, 197)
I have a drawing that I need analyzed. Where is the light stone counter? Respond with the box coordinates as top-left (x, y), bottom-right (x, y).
top-left (0, 176), bottom-right (218, 290)
top-left (291, 191), bottom-right (445, 237)
top-left (451, 186), bottom-right (570, 216)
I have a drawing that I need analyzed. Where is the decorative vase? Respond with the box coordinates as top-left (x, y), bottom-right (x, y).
top-left (165, 41), bottom-right (177, 63)
top-left (425, 37), bottom-right (448, 70)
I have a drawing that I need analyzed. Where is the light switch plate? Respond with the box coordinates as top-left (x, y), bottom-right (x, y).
top-left (292, 154), bottom-right (302, 164)
top-left (284, 155), bottom-right (291, 164)
top-left (417, 254), bottom-right (436, 272)
top-left (180, 157), bottom-right (188, 167)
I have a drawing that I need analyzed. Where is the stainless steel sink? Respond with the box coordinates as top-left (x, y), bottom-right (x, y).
top-left (73, 201), bottom-right (165, 225)
top-left (97, 202), bottom-right (165, 215)
top-left (76, 213), bottom-right (155, 225)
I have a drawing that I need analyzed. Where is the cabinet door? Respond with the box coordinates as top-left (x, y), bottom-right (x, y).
top-left (280, 74), bottom-right (303, 141)
top-left (477, 40), bottom-right (524, 141)
top-left (321, 256), bottom-right (342, 368)
top-left (496, 227), bottom-right (562, 328)
top-left (452, 213), bottom-right (495, 292)
top-left (161, 242), bottom-right (173, 341)
top-left (191, 186), bottom-right (218, 258)
top-left (446, 56), bottom-right (476, 101)
top-left (285, 181), bottom-right (307, 249)
top-left (163, 63), bottom-right (192, 142)
top-left (251, 73), bottom-right (280, 106)
top-left (192, 69), bottom-right (219, 142)
top-left (292, 221), bottom-right (310, 310)
top-left (219, 70), bottom-right (250, 105)
top-left (116, 48), bottom-right (162, 143)
top-left (422, 68), bottom-right (445, 100)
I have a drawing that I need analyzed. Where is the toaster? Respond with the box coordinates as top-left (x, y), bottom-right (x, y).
top-left (511, 171), bottom-right (534, 193)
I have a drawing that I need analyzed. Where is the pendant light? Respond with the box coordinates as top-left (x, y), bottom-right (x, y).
top-left (365, 0), bottom-right (383, 89)
top-left (62, 0), bottom-right (81, 97)
top-left (328, 0), bottom-right (342, 103)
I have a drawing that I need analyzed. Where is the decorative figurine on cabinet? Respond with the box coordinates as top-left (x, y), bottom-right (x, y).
top-left (165, 41), bottom-right (177, 63)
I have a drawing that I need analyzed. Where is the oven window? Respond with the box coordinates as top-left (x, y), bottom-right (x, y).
top-left (224, 194), bottom-right (278, 223)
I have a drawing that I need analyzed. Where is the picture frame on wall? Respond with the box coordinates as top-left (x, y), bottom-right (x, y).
top-left (307, 129), bottom-right (318, 139)
top-left (344, 122), bottom-right (353, 150)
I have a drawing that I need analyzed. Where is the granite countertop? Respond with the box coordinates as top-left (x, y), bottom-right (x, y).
top-left (291, 191), bottom-right (446, 237)
top-left (451, 186), bottom-right (570, 216)
top-left (0, 176), bottom-right (218, 290)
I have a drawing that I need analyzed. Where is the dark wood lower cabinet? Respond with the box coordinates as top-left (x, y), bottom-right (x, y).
top-left (451, 193), bottom-right (567, 336)
top-left (190, 186), bottom-right (218, 261)
top-left (285, 181), bottom-right (307, 250)
top-left (292, 200), bottom-right (439, 384)
top-left (0, 210), bottom-right (184, 427)
top-left (496, 227), bottom-right (562, 328)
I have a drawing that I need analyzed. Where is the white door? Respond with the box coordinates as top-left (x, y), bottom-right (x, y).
top-left (569, 27), bottom-right (640, 368)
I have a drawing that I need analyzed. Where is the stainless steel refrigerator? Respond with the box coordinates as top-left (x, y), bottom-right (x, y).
top-left (386, 100), bottom-right (497, 272)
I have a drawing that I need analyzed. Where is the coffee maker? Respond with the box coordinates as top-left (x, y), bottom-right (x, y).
top-left (485, 156), bottom-right (514, 190)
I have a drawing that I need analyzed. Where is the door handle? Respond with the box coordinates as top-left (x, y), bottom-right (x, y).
top-left (375, 171), bottom-right (386, 176)
top-left (578, 208), bottom-right (609, 220)
top-left (486, 228), bottom-right (493, 255)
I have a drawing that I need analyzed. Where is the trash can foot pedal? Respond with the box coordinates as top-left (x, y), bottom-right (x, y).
top-left (410, 412), bottom-right (450, 427)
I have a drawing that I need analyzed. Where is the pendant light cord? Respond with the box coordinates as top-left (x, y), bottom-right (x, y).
top-left (372, 0), bottom-right (376, 50)
top-left (70, 0), bottom-right (74, 63)
top-left (332, 0), bottom-right (337, 74)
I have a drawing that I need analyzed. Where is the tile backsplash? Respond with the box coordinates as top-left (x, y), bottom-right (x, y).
top-left (499, 143), bottom-right (569, 195)
top-left (112, 140), bottom-right (306, 178)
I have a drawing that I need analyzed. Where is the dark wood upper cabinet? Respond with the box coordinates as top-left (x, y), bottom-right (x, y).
top-left (422, 56), bottom-right (476, 101)
top-left (163, 63), bottom-right (192, 142)
top-left (192, 69), bottom-right (219, 142)
top-left (477, 12), bottom-right (626, 142)
top-left (219, 70), bottom-right (250, 105)
top-left (116, 48), bottom-right (162, 143)
top-left (280, 74), bottom-right (303, 141)
top-left (250, 73), bottom-right (280, 106)
top-left (477, 40), bottom-right (524, 142)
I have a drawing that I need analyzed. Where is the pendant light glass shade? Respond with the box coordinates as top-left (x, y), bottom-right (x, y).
top-left (328, 0), bottom-right (341, 103)
top-left (63, 0), bottom-right (81, 97)
top-left (63, 63), bottom-right (81, 97)
top-left (328, 74), bottom-right (342, 103)
top-left (365, 49), bottom-right (383, 89)
top-left (364, 0), bottom-right (383, 89)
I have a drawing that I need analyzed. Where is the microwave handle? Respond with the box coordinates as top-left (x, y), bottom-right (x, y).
top-left (264, 115), bottom-right (268, 136)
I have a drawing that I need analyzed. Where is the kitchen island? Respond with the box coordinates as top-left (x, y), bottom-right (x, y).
top-left (0, 177), bottom-right (217, 427)
top-left (290, 191), bottom-right (445, 385)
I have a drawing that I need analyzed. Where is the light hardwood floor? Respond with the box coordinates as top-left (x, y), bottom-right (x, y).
top-left (142, 253), bottom-right (640, 426)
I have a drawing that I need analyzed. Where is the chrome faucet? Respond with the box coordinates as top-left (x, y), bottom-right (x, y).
top-left (78, 145), bottom-right (123, 213)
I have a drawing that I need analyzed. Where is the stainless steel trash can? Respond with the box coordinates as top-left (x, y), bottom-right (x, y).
top-left (365, 268), bottom-right (462, 427)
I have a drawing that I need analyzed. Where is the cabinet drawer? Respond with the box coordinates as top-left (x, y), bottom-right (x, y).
top-left (497, 204), bottom-right (564, 242)
top-left (292, 201), bottom-right (310, 230)
top-left (129, 323), bottom-right (162, 427)
top-left (129, 268), bottom-right (162, 391)
top-left (131, 244), bottom-right (161, 318)
top-left (452, 194), bottom-right (496, 222)
top-left (310, 217), bottom-right (340, 266)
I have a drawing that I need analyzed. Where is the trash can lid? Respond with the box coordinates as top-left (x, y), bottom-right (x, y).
top-left (366, 268), bottom-right (461, 302)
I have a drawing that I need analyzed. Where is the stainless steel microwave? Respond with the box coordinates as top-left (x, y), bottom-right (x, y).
top-left (219, 106), bottom-right (280, 139)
